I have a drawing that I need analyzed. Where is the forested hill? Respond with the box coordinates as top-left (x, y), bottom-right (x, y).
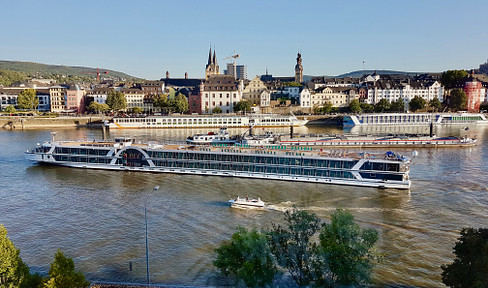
top-left (0, 60), bottom-right (140, 85)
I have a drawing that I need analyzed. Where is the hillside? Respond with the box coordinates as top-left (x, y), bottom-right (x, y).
top-left (0, 60), bottom-right (140, 82)
top-left (304, 70), bottom-right (433, 81)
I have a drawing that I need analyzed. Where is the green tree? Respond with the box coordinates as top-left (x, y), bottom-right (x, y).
top-left (441, 228), bottom-right (488, 288)
top-left (214, 227), bottom-right (277, 287)
top-left (44, 249), bottom-right (89, 288)
top-left (212, 107), bottom-right (222, 114)
top-left (0, 70), bottom-right (29, 87)
top-left (409, 96), bottom-right (426, 112)
top-left (153, 93), bottom-right (169, 114)
top-left (86, 102), bottom-right (109, 114)
top-left (105, 90), bottom-right (126, 113)
top-left (374, 99), bottom-right (390, 112)
top-left (441, 70), bottom-right (468, 89)
top-left (173, 93), bottom-right (189, 114)
top-left (449, 88), bottom-right (467, 111)
top-left (0, 224), bottom-right (32, 288)
top-left (349, 99), bottom-right (362, 113)
top-left (4, 105), bottom-right (17, 113)
top-left (429, 97), bottom-right (442, 112)
top-left (233, 100), bottom-right (252, 113)
top-left (130, 106), bottom-right (143, 114)
top-left (390, 98), bottom-right (405, 112)
top-left (282, 81), bottom-right (303, 87)
top-left (268, 208), bottom-right (323, 286)
top-left (319, 208), bottom-right (379, 286)
top-left (17, 89), bottom-right (39, 111)
top-left (360, 102), bottom-right (374, 113)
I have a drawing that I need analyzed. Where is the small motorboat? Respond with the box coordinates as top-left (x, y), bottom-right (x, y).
top-left (229, 196), bottom-right (265, 209)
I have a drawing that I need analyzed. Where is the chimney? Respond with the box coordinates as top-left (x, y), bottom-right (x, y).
top-left (166, 71), bottom-right (169, 79)
top-left (185, 72), bottom-right (188, 79)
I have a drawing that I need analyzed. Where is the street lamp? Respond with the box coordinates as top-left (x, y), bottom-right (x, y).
top-left (145, 185), bottom-right (160, 284)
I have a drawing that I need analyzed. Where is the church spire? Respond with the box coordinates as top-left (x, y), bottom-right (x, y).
top-left (208, 46), bottom-right (212, 66)
top-left (213, 49), bottom-right (217, 67)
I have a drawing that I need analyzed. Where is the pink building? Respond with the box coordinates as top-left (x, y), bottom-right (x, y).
top-left (464, 80), bottom-right (483, 112)
top-left (66, 85), bottom-right (86, 114)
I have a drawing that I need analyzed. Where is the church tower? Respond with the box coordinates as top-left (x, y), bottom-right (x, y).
top-left (205, 46), bottom-right (220, 79)
top-left (295, 52), bottom-right (303, 83)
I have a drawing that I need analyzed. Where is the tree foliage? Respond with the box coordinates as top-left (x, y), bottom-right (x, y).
top-left (314, 101), bottom-right (334, 114)
top-left (0, 224), bottom-right (42, 288)
top-left (441, 228), bottom-right (488, 288)
top-left (319, 208), bottom-right (379, 286)
top-left (360, 102), bottom-right (374, 113)
top-left (44, 249), bottom-right (89, 288)
top-left (449, 88), bottom-right (467, 111)
top-left (172, 93), bottom-right (188, 114)
top-left (409, 96), bottom-right (426, 112)
top-left (441, 70), bottom-right (468, 90)
top-left (349, 99), bottom-right (362, 113)
top-left (390, 98), bottom-right (405, 112)
top-left (130, 106), bottom-right (143, 114)
top-left (86, 101), bottom-right (109, 114)
top-left (17, 89), bottom-right (38, 111)
top-left (212, 107), bottom-right (222, 114)
top-left (429, 97), bottom-right (442, 112)
top-left (105, 90), bottom-right (126, 112)
top-left (268, 208), bottom-right (323, 286)
top-left (233, 100), bottom-right (252, 113)
top-left (0, 70), bottom-right (29, 87)
top-left (3, 105), bottom-right (17, 113)
top-left (214, 227), bottom-right (277, 287)
top-left (374, 99), bottom-right (390, 112)
top-left (282, 81), bottom-right (303, 87)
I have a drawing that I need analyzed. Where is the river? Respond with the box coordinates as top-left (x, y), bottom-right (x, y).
top-left (1, 124), bottom-right (487, 287)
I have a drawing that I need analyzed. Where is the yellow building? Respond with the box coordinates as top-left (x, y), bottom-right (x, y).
top-left (243, 76), bottom-right (268, 105)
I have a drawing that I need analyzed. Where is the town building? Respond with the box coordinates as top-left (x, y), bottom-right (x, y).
top-left (243, 76), bottom-right (268, 105)
top-left (464, 78), bottom-right (483, 112)
top-left (87, 87), bottom-right (113, 105)
top-left (49, 86), bottom-right (67, 112)
top-left (205, 47), bottom-right (220, 80)
top-left (196, 74), bottom-right (243, 114)
top-left (225, 63), bottom-right (247, 80)
top-left (66, 85), bottom-right (86, 114)
top-left (121, 88), bottom-right (146, 111)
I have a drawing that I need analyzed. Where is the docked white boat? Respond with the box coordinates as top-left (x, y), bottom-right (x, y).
top-left (186, 128), bottom-right (236, 145)
top-left (107, 114), bottom-right (308, 129)
top-left (229, 196), bottom-right (265, 209)
top-left (344, 112), bottom-right (488, 127)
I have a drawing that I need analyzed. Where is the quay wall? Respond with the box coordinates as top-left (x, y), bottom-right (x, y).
top-left (0, 116), bottom-right (105, 130)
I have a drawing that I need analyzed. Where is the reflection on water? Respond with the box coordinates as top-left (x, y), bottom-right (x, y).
top-left (1, 125), bottom-right (488, 287)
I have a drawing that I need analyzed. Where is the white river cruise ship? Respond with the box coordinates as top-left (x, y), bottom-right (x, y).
top-left (107, 114), bottom-right (308, 129)
top-left (344, 112), bottom-right (488, 126)
top-left (25, 137), bottom-right (411, 189)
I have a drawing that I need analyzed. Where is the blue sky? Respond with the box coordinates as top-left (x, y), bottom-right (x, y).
top-left (1, 0), bottom-right (487, 80)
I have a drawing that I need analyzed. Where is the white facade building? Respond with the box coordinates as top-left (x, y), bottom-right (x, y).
top-left (200, 75), bottom-right (243, 114)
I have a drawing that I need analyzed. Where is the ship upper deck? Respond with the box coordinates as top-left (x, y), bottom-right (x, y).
top-left (51, 139), bottom-right (408, 163)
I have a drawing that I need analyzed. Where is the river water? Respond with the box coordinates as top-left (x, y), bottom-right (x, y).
top-left (1, 124), bottom-right (487, 287)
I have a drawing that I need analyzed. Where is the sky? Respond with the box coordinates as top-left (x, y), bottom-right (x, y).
top-left (1, 0), bottom-right (487, 80)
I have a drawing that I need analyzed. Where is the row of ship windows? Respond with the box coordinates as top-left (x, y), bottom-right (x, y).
top-left (116, 118), bottom-right (243, 124)
top-left (52, 149), bottom-right (400, 172)
top-left (145, 151), bottom-right (357, 169)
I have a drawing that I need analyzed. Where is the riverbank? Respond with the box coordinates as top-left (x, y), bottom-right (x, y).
top-left (0, 116), bottom-right (105, 129)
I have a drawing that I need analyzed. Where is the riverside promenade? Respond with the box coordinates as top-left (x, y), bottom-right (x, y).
top-left (0, 115), bottom-right (105, 129)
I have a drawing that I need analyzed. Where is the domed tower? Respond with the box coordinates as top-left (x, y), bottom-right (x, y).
top-left (295, 52), bottom-right (303, 83)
